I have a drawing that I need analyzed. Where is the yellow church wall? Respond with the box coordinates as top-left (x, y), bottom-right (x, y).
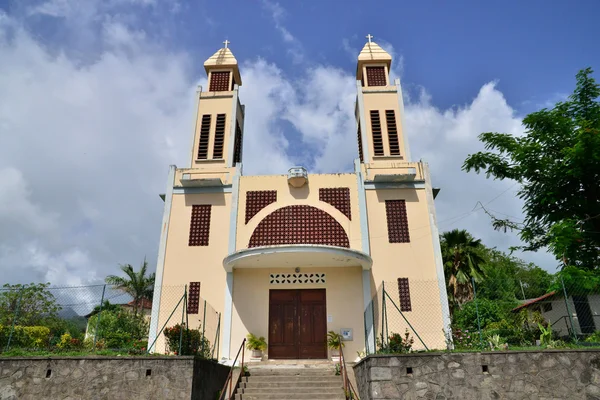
top-left (362, 89), bottom-right (407, 163)
top-left (365, 186), bottom-right (446, 349)
top-left (235, 173), bottom-right (363, 252)
top-left (156, 192), bottom-right (231, 341)
top-left (190, 95), bottom-right (235, 167)
top-left (230, 266), bottom-right (365, 361)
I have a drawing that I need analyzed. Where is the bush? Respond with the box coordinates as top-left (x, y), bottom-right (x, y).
top-left (453, 299), bottom-right (505, 331)
top-left (585, 331), bottom-right (600, 343)
top-left (164, 324), bottom-right (211, 357)
top-left (0, 325), bottom-right (50, 349)
top-left (87, 309), bottom-right (149, 350)
top-left (56, 333), bottom-right (83, 350)
top-left (377, 329), bottom-right (414, 354)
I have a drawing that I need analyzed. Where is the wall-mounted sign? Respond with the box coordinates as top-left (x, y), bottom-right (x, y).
top-left (340, 328), bottom-right (353, 341)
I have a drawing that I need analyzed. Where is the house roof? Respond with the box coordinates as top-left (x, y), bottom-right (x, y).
top-left (124, 298), bottom-right (153, 310)
top-left (511, 291), bottom-right (557, 312)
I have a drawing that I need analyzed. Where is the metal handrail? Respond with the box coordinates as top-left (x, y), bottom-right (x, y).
top-left (218, 338), bottom-right (246, 400)
top-left (339, 344), bottom-right (359, 400)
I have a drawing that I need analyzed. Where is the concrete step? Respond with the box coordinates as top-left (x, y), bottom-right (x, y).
top-left (247, 368), bottom-right (338, 376)
top-left (242, 375), bottom-right (341, 383)
top-left (235, 394), bottom-right (345, 400)
top-left (242, 380), bottom-right (342, 388)
top-left (241, 387), bottom-right (342, 394)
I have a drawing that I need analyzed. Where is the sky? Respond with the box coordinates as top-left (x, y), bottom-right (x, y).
top-left (0, 0), bottom-right (599, 286)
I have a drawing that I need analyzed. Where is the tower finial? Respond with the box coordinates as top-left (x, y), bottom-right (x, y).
top-left (223, 39), bottom-right (230, 49)
top-left (366, 34), bottom-right (373, 44)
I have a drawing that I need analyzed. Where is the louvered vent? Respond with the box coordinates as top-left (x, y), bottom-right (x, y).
top-left (385, 200), bottom-right (410, 243)
top-left (213, 114), bottom-right (226, 159)
top-left (209, 71), bottom-right (230, 92)
top-left (386, 110), bottom-right (401, 156)
top-left (370, 110), bottom-right (384, 156)
top-left (366, 66), bottom-right (386, 86)
top-left (197, 115), bottom-right (211, 160)
top-left (357, 124), bottom-right (364, 163)
top-left (233, 120), bottom-right (243, 164)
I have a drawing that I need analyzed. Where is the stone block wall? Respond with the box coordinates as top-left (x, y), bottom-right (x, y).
top-left (353, 350), bottom-right (600, 399)
top-left (0, 356), bottom-right (230, 400)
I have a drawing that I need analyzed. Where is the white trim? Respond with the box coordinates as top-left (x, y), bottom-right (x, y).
top-left (172, 186), bottom-right (232, 194)
top-left (148, 165), bottom-right (176, 352)
top-left (395, 78), bottom-right (411, 162)
top-left (363, 270), bottom-right (375, 353)
top-left (221, 165), bottom-right (241, 359)
top-left (188, 87), bottom-right (202, 168)
top-left (226, 86), bottom-right (239, 168)
top-left (221, 272), bottom-right (234, 359)
top-left (424, 163), bottom-right (452, 337)
top-left (355, 159), bottom-right (375, 354)
top-left (222, 244), bottom-right (373, 272)
top-left (356, 81), bottom-right (371, 163)
top-left (364, 181), bottom-right (425, 190)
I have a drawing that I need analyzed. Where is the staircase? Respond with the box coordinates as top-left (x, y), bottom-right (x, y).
top-left (235, 362), bottom-right (346, 400)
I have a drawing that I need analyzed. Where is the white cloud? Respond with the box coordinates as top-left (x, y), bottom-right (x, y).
top-left (0, 2), bottom-right (559, 289)
top-left (261, 0), bottom-right (304, 64)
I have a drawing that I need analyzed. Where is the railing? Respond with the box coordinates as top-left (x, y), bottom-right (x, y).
top-left (218, 338), bottom-right (246, 400)
top-left (339, 345), bottom-right (359, 400)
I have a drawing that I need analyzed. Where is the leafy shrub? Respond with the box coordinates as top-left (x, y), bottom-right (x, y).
top-left (377, 329), bottom-right (414, 354)
top-left (0, 325), bottom-right (51, 349)
top-left (585, 331), bottom-right (600, 343)
top-left (451, 327), bottom-right (483, 350)
top-left (164, 324), bottom-right (211, 357)
top-left (56, 333), bottom-right (83, 350)
top-left (246, 333), bottom-right (267, 351)
top-left (453, 299), bottom-right (505, 331)
top-left (87, 309), bottom-right (149, 350)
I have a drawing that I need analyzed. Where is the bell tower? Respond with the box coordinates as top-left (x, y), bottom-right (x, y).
top-left (189, 41), bottom-right (245, 170)
top-left (355, 34), bottom-right (410, 164)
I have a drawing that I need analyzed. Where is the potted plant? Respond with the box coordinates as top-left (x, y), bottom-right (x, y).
top-left (327, 331), bottom-right (344, 362)
top-left (246, 333), bottom-right (267, 359)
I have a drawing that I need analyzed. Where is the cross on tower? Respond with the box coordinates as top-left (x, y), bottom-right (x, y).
top-left (366, 34), bottom-right (373, 44)
top-left (223, 39), bottom-right (230, 49)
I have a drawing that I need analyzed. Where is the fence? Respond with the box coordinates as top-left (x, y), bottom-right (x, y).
top-left (365, 275), bottom-right (600, 354)
top-left (0, 283), bottom-right (220, 357)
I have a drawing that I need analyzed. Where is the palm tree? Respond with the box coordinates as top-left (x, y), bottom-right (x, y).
top-left (105, 259), bottom-right (155, 316)
top-left (441, 229), bottom-right (486, 312)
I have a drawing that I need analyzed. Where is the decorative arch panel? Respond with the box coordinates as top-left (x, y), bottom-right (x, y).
top-left (248, 205), bottom-right (349, 248)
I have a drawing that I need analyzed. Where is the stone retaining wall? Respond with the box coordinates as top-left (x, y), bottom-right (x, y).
top-left (0, 356), bottom-right (229, 400)
top-left (353, 350), bottom-right (600, 399)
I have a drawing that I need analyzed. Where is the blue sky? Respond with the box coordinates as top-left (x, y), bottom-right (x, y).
top-left (0, 0), bottom-right (598, 284)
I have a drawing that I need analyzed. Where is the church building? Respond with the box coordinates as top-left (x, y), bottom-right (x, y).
top-left (148, 37), bottom-right (451, 359)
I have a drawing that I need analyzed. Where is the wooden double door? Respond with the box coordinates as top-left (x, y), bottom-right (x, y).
top-left (268, 289), bottom-right (327, 359)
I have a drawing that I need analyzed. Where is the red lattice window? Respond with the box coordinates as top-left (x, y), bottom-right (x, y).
top-left (233, 120), bottom-right (243, 164)
top-left (357, 124), bottom-right (364, 163)
top-left (209, 71), bottom-right (230, 92)
top-left (197, 115), bottom-right (211, 160)
top-left (370, 110), bottom-right (384, 156)
top-left (188, 282), bottom-right (201, 314)
top-left (366, 66), bottom-right (387, 87)
top-left (385, 200), bottom-right (410, 243)
top-left (249, 205), bottom-right (349, 248)
top-left (189, 205), bottom-right (211, 246)
top-left (397, 278), bottom-right (412, 311)
top-left (213, 114), bottom-right (226, 159)
top-left (245, 190), bottom-right (277, 224)
top-left (319, 188), bottom-right (351, 220)
top-left (386, 110), bottom-right (400, 156)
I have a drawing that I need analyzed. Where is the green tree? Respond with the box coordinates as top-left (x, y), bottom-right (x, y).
top-left (105, 260), bottom-right (155, 316)
top-left (441, 229), bottom-right (486, 311)
top-left (0, 283), bottom-right (61, 326)
top-left (463, 68), bottom-right (600, 269)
